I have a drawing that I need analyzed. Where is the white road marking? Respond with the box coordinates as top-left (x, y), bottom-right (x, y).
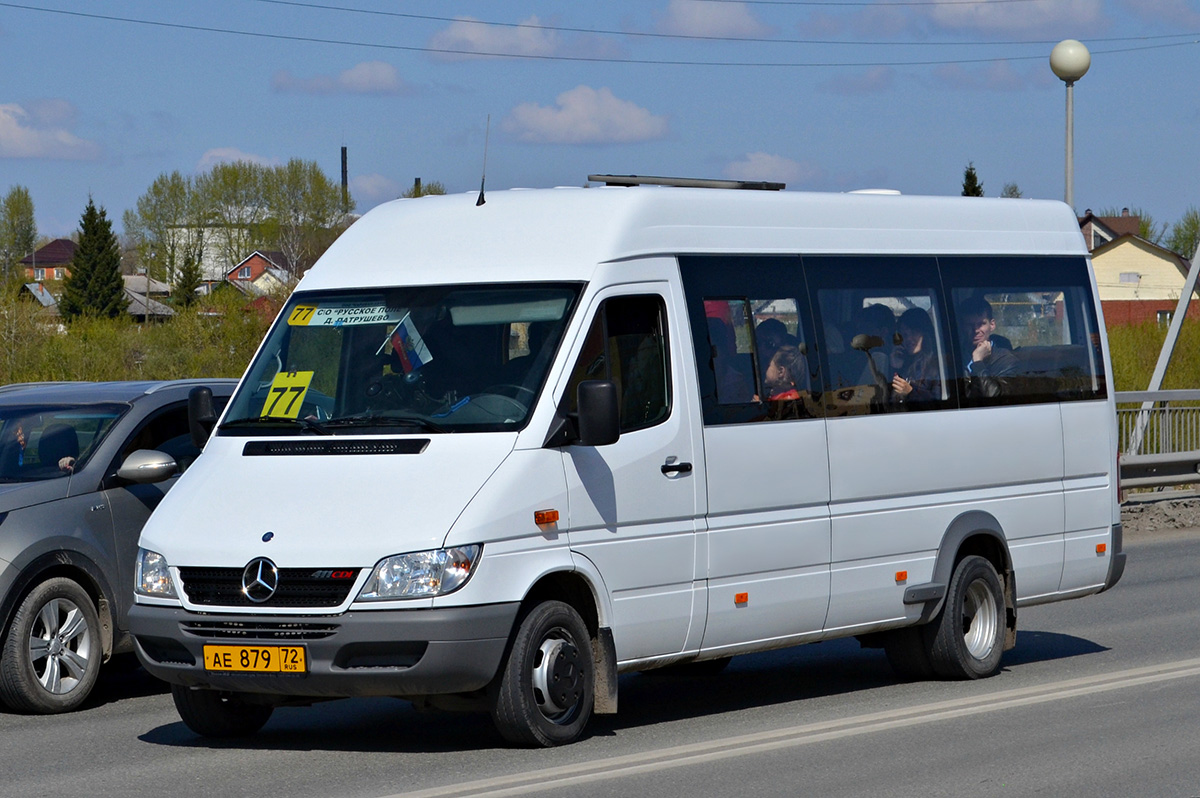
top-left (384, 657), bottom-right (1200, 798)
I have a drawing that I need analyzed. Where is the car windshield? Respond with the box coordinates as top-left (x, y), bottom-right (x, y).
top-left (220, 283), bottom-right (581, 435)
top-left (0, 403), bottom-right (127, 482)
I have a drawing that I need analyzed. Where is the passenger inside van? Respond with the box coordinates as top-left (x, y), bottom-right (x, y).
top-left (959, 296), bottom-right (1018, 399)
top-left (890, 308), bottom-right (942, 404)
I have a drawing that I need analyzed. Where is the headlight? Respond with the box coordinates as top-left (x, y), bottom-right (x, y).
top-left (135, 548), bottom-right (177, 598)
top-left (358, 545), bottom-right (482, 600)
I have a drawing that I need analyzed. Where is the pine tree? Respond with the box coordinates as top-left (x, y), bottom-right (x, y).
top-left (961, 163), bottom-right (984, 197)
top-left (59, 197), bottom-right (127, 321)
top-left (172, 249), bottom-right (203, 306)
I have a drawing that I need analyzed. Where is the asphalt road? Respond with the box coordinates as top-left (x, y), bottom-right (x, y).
top-left (3, 529), bottom-right (1198, 798)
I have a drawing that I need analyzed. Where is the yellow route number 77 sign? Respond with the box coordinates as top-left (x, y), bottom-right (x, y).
top-left (262, 371), bottom-right (314, 419)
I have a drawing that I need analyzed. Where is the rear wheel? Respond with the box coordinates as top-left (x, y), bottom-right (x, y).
top-left (490, 600), bottom-right (593, 747)
top-left (171, 685), bottom-right (274, 738)
top-left (0, 577), bottom-right (102, 713)
top-left (926, 555), bottom-right (1006, 679)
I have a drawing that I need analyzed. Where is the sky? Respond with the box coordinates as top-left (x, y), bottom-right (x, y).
top-left (2, 0), bottom-right (1199, 240)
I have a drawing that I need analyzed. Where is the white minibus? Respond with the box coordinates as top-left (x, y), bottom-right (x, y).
top-left (129, 176), bottom-right (1124, 746)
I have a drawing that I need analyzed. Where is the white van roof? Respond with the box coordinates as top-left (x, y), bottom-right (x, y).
top-left (300, 186), bottom-right (1088, 291)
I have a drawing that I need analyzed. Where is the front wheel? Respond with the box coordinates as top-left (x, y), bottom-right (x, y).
top-left (0, 577), bottom-right (102, 713)
top-left (490, 601), bottom-right (594, 747)
top-left (927, 555), bottom-right (1006, 679)
top-left (172, 685), bottom-right (274, 737)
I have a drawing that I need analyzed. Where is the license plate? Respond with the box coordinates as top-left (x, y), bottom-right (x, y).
top-left (203, 645), bottom-right (306, 673)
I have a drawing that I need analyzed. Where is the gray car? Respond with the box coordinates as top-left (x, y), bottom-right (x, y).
top-left (0, 379), bottom-right (234, 713)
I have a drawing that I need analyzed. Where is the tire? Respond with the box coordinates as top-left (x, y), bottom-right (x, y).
top-left (490, 600), bottom-right (594, 747)
top-left (171, 685), bottom-right (273, 738)
top-left (926, 555), bottom-right (1006, 679)
top-left (0, 577), bottom-right (102, 713)
top-left (882, 627), bottom-right (935, 680)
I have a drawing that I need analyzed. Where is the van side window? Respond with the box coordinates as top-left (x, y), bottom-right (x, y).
top-left (806, 256), bottom-right (954, 415)
top-left (565, 295), bottom-right (671, 433)
top-left (940, 256), bottom-right (1107, 405)
top-left (679, 255), bottom-right (820, 425)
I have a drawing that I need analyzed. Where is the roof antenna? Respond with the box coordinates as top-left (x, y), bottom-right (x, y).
top-left (476, 114), bottom-right (490, 207)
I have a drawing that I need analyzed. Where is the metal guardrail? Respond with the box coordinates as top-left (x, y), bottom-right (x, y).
top-left (1117, 390), bottom-right (1200, 490)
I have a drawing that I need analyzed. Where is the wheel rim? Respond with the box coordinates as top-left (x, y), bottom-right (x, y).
top-left (961, 578), bottom-right (999, 660)
top-left (530, 629), bottom-right (584, 723)
top-left (27, 598), bottom-right (93, 695)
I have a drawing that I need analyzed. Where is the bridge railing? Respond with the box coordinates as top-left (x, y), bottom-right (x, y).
top-left (1117, 390), bottom-right (1200, 490)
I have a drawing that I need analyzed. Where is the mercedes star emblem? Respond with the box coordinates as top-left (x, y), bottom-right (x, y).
top-left (241, 558), bottom-right (279, 603)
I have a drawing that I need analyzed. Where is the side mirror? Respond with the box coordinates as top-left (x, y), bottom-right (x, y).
top-left (850, 334), bottom-right (884, 352)
top-left (188, 386), bottom-right (218, 449)
top-left (576, 380), bottom-right (620, 447)
top-left (116, 449), bottom-right (178, 484)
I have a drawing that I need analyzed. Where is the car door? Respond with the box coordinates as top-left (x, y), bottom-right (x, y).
top-left (102, 402), bottom-right (199, 624)
top-left (560, 283), bottom-right (706, 662)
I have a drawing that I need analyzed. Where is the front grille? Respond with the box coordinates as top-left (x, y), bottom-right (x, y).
top-left (179, 567), bottom-right (360, 608)
top-left (181, 620), bottom-right (339, 641)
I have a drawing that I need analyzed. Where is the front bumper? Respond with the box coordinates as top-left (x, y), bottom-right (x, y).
top-left (129, 601), bottom-right (519, 698)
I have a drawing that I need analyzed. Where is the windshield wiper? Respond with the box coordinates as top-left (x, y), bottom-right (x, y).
top-left (220, 416), bottom-right (332, 435)
top-left (322, 414), bottom-right (447, 434)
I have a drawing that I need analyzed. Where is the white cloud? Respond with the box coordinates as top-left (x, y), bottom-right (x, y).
top-left (820, 67), bottom-right (895, 95)
top-left (272, 61), bottom-right (411, 96)
top-left (658, 0), bottom-right (771, 37)
top-left (930, 62), bottom-right (1052, 92)
top-left (195, 148), bottom-right (279, 171)
top-left (0, 101), bottom-right (101, 160)
top-left (428, 15), bottom-right (560, 60)
top-left (724, 152), bottom-right (889, 192)
top-left (924, 0), bottom-right (1104, 35)
top-left (723, 153), bottom-right (822, 187)
top-left (350, 173), bottom-right (402, 208)
top-left (1118, 0), bottom-right (1200, 27)
top-left (502, 86), bottom-right (669, 145)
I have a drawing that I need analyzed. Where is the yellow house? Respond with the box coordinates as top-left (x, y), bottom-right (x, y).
top-left (1090, 234), bottom-right (1195, 326)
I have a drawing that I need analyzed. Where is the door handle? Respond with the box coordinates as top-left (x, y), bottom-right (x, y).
top-left (661, 461), bottom-right (693, 475)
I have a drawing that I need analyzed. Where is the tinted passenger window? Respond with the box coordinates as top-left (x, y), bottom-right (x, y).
top-left (805, 256), bottom-right (954, 415)
top-left (565, 295), bottom-right (670, 433)
top-left (680, 256), bottom-right (819, 425)
top-left (940, 256), bottom-right (1106, 405)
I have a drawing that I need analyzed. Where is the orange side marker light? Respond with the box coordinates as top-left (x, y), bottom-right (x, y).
top-left (534, 509), bottom-right (559, 525)
top-left (895, 571), bottom-right (908, 583)
top-left (1096, 543), bottom-right (1107, 554)
top-left (734, 592), bottom-right (749, 605)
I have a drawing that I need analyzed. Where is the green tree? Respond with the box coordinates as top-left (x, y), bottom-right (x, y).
top-left (1000, 182), bottom-right (1023, 198)
top-left (263, 159), bottom-right (349, 277)
top-left (1167, 206), bottom-right (1200, 260)
top-left (195, 161), bottom-right (270, 269)
top-left (0, 186), bottom-right (37, 283)
top-left (122, 171), bottom-right (208, 291)
top-left (59, 198), bottom-right (127, 321)
top-left (402, 178), bottom-right (446, 198)
top-left (172, 250), bottom-right (204, 306)
top-left (961, 163), bottom-right (984, 197)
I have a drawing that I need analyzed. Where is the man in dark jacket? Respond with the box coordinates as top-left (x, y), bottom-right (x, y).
top-left (960, 297), bottom-right (1018, 399)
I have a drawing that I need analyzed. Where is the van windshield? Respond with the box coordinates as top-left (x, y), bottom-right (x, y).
top-left (220, 283), bottom-right (581, 435)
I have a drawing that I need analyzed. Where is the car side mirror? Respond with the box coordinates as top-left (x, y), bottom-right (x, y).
top-left (576, 380), bottom-right (620, 447)
top-left (116, 449), bottom-right (178, 484)
top-left (188, 386), bottom-right (217, 449)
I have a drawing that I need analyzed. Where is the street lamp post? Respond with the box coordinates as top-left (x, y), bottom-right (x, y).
top-left (1050, 39), bottom-right (1091, 210)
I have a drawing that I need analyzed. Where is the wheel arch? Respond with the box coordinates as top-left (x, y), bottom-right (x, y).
top-left (518, 566), bottom-right (618, 715)
top-left (0, 550), bottom-right (117, 661)
top-left (925, 510), bottom-right (1017, 649)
